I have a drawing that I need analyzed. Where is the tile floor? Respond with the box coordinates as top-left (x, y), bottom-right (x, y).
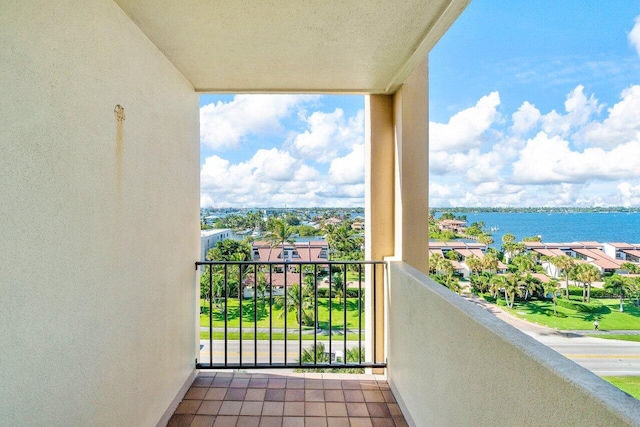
top-left (167, 371), bottom-right (408, 427)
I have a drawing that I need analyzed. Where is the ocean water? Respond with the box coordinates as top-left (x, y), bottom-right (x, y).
top-left (451, 212), bottom-right (640, 245)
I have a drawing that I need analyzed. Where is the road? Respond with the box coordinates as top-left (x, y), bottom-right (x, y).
top-left (467, 296), bottom-right (640, 376)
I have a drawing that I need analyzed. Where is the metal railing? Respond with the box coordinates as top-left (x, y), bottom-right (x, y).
top-left (195, 260), bottom-right (386, 370)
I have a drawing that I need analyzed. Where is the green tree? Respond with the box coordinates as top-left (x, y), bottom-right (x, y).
top-left (465, 255), bottom-right (483, 279)
top-left (265, 218), bottom-right (295, 248)
top-left (207, 239), bottom-right (252, 261)
top-left (552, 255), bottom-right (575, 299)
top-left (543, 278), bottom-right (560, 316)
top-left (621, 262), bottom-right (640, 274)
top-left (332, 272), bottom-right (345, 305)
top-left (503, 273), bottom-right (524, 308)
top-left (482, 253), bottom-right (499, 274)
top-left (574, 264), bottom-right (601, 303)
top-left (604, 274), bottom-right (631, 312)
top-left (276, 283), bottom-right (307, 326)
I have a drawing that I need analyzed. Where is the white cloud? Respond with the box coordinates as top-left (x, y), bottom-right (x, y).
top-left (291, 108), bottom-right (364, 162)
top-left (511, 101), bottom-right (541, 135)
top-left (200, 94), bottom-right (318, 150)
top-left (580, 85), bottom-right (640, 148)
top-left (629, 15), bottom-right (640, 57)
top-left (328, 144), bottom-right (364, 185)
top-left (430, 92), bottom-right (501, 152)
top-left (540, 85), bottom-right (600, 138)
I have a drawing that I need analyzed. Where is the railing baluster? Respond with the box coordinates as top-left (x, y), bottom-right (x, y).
top-left (358, 263), bottom-right (362, 364)
top-left (269, 264), bottom-right (273, 366)
top-left (343, 263), bottom-right (347, 365)
top-left (254, 264), bottom-right (258, 366)
top-left (284, 262), bottom-right (287, 366)
top-left (224, 263), bottom-right (228, 368)
top-left (313, 264), bottom-right (318, 366)
top-left (328, 269), bottom-right (332, 366)
top-left (299, 267), bottom-right (303, 367)
top-left (239, 263), bottom-right (243, 368)
top-left (373, 262), bottom-right (377, 365)
top-left (208, 264), bottom-right (213, 367)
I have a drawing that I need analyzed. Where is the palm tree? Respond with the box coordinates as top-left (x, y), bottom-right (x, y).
top-left (604, 274), bottom-right (630, 312)
top-left (574, 264), bottom-right (601, 303)
top-left (482, 253), bottom-right (499, 274)
top-left (489, 274), bottom-right (506, 299)
top-left (503, 273), bottom-right (524, 308)
top-left (521, 273), bottom-right (540, 300)
top-left (552, 255), bottom-right (575, 298)
top-left (429, 252), bottom-right (445, 274)
top-left (265, 218), bottom-right (295, 249)
top-left (332, 272), bottom-right (345, 305)
top-left (621, 262), bottom-right (640, 274)
top-left (276, 283), bottom-right (306, 325)
top-left (543, 279), bottom-right (560, 315)
top-left (465, 255), bottom-right (483, 279)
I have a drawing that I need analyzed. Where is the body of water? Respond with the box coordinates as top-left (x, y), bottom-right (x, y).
top-left (452, 212), bottom-right (640, 245)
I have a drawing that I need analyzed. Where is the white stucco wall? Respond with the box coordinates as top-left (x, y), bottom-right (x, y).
top-left (387, 261), bottom-right (640, 427)
top-left (0, 1), bottom-right (199, 425)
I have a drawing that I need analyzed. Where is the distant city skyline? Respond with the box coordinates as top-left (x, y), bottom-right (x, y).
top-left (200, 1), bottom-right (640, 208)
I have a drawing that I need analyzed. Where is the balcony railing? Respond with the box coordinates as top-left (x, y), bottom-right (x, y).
top-left (195, 260), bottom-right (386, 370)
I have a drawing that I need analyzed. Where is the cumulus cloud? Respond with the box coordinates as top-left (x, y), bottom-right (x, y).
top-left (429, 92), bottom-right (501, 152)
top-left (580, 85), bottom-right (640, 148)
top-left (291, 108), bottom-right (364, 162)
top-left (511, 101), bottom-right (541, 135)
top-left (200, 94), bottom-right (318, 150)
top-left (328, 144), bottom-right (364, 185)
top-left (629, 16), bottom-right (640, 57)
top-left (540, 85), bottom-right (600, 138)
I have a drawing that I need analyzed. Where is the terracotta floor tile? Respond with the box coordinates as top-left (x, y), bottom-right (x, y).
top-left (284, 389), bottom-right (304, 402)
top-left (371, 418), bottom-right (395, 427)
top-left (381, 391), bottom-right (396, 403)
top-left (326, 417), bottom-right (350, 427)
top-left (286, 379), bottom-right (305, 389)
top-left (259, 416), bottom-right (283, 427)
top-left (225, 388), bottom-right (247, 401)
top-left (185, 387), bottom-right (208, 400)
top-left (363, 391), bottom-right (385, 403)
top-left (262, 401), bottom-right (285, 416)
top-left (282, 416), bottom-right (304, 427)
top-left (189, 415), bottom-right (215, 427)
top-left (245, 388), bottom-right (266, 401)
top-left (218, 401), bottom-right (243, 416)
top-left (236, 415), bottom-right (260, 427)
top-left (305, 379), bottom-right (324, 389)
top-left (268, 379), bottom-right (287, 389)
top-left (366, 403), bottom-right (391, 418)
top-left (248, 378), bottom-right (268, 388)
top-left (197, 401), bottom-right (222, 416)
top-left (305, 402), bottom-right (326, 417)
top-left (167, 414), bottom-right (194, 427)
top-left (212, 415), bottom-right (237, 427)
top-left (325, 402), bottom-right (348, 417)
top-left (265, 389), bottom-right (285, 401)
top-left (343, 390), bottom-right (365, 402)
top-left (231, 378), bottom-right (250, 388)
top-left (305, 416), bottom-right (328, 427)
top-left (350, 417), bottom-right (374, 427)
top-left (192, 377), bottom-right (213, 387)
top-left (240, 401), bottom-right (263, 416)
top-left (341, 381), bottom-right (361, 390)
top-left (283, 402), bottom-right (305, 416)
top-left (324, 390), bottom-right (344, 402)
top-left (359, 381), bottom-right (379, 390)
top-left (386, 404), bottom-right (402, 418)
top-left (323, 380), bottom-right (342, 389)
top-left (393, 418), bottom-right (408, 427)
top-left (305, 389), bottom-right (324, 402)
top-left (175, 400), bottom-right (202, 415)
top-left (346, 403), bottom-right (368, 417)
top-left (204, 388), bottom-right (227, 401)
top-left (377, 382), bottom-right (390, 391)
top-left (211, 377), bottom-right (232, 387)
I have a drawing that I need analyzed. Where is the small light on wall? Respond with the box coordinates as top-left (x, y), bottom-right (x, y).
top-left (114, 104), bottom-right (125, 121)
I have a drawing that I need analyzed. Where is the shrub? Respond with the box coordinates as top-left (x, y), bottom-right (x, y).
top-left (480, 293), bottom-right (496, 303)
top-left (556, 297), bottom-right (605, 313)
top-left (496, 299), bottom-right (507, 307)
top-left (567, 286), bottom-right (613, 299)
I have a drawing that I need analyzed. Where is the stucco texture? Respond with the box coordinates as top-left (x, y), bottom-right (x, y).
top-left (0, 1), bottom-right (199, 425)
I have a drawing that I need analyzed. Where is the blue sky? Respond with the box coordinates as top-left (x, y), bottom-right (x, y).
top-left (200, 1), bottom-right (640, 208)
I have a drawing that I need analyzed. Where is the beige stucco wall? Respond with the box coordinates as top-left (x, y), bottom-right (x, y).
top-left (392, 60), bottom-right (429, 275)
top-left (0, 1), bottom-right (199, 425)
top-left (387, 261), bottom-right (640, 426)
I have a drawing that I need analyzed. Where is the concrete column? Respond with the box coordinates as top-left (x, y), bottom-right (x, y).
top-left (365, 95), bottom-right (395, 367)
top-left (393, 59), bottom-right (429, 275)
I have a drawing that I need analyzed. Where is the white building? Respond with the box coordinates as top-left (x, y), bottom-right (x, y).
top-left (200, 229), bottom-right (233, 260)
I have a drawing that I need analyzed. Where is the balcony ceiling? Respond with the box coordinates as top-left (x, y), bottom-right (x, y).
top-left (113, 0), bottom-right (469, 94)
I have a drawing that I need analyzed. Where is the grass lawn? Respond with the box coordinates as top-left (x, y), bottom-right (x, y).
top-left (588, 335), bottom-right (640, 342)
top-left (200, 297), bottom-right (363, 331)
top-left (199, 331), bottom-right (363, 340)
top-left (502, 298), bottom-right (640, 330)
top-left (602, 377), bottom-right (640, 400)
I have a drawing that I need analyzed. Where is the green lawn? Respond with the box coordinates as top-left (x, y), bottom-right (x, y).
top-left (602, 377), bottom-right (640, 400)
top-left (502, 298), bottom-right (640, 330)
top-left (589, 334), bottom-right (640, 342)
top-left (199, 331), bottom-right (363, 340)
top-left (200, 297), bottom-right (363, 331)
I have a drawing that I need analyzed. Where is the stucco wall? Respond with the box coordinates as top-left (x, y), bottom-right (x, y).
top-left (0, 1), bottom-right (199, 425)
top-left (387, 261), bottom-right (640, 426)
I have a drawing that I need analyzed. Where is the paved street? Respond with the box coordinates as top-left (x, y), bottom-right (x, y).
top-left (468, 296), bottom-right (640, 376)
